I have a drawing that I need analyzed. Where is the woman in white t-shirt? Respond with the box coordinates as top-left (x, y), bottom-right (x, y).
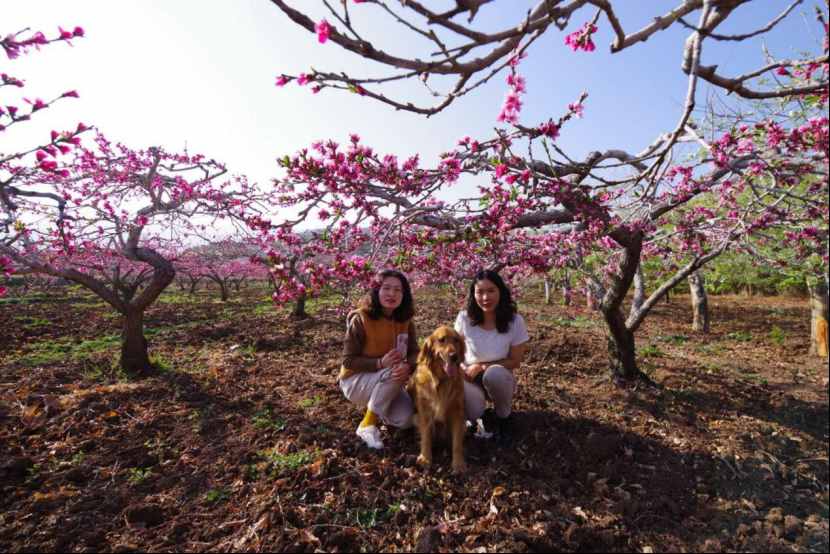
top-left (454, 270), bottom-right (529, 444)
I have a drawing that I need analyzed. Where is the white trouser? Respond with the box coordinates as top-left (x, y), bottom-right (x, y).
top-left (339, 367), bottom-right (414, 429)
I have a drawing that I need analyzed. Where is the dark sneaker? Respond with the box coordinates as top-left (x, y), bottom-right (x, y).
top-left (481, 408), bottom-right (498, 436)
top-left (494, 415), bottom-right (514, 446)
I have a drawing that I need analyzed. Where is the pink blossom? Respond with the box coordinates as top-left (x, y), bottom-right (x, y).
top-left (538, 121), bottom-right (559, 139)
top-left (497, 91), bottom-right (522, 124)
top-left (564, 22), bottom-right (597, 52)
top-left (275, 75), bottom-right (289, 87)
top-left (736, 137), bottom-right (754, 154)
top-left (297, 73), bottom-right (311, 86)
top-left (508, 51), bottom-right (526, 67)
top-left (316, 19), bottom-right (331, 44)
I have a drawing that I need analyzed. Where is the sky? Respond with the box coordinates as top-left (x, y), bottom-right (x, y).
top-left (3, 0), bottom-right (825, 226)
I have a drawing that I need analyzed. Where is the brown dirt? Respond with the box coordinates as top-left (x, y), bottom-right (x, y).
top-left (0, 285), bottom-right (827, 552)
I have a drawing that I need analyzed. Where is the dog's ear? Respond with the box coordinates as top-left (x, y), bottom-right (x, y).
top-left (417, 334), bottom-right (435, 367)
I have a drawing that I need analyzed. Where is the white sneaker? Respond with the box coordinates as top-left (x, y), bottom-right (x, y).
top-left (474, 418), bottom-right (493, 439)
top-left (356, 425), bottom-right (384, 449)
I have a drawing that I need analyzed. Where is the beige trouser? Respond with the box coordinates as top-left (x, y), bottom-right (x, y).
top-left (339, 368), bottom-right (414, 429)
top-left (464, 364), bottom-right (516, 421)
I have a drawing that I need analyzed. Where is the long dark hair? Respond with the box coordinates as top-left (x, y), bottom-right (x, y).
top-left (360, 269), bottom-right (415, 322)
top-left (466, 269), bottom-right (516, 333)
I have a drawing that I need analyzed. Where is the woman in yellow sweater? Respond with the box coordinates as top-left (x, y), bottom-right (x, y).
top-left (339, 270), bottom-right (419, 449)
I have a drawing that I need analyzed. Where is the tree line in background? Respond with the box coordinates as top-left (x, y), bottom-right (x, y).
top-left (2, 0), bottom-right (828, 380)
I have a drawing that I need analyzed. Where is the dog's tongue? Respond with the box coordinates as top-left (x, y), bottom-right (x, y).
top-left (444, 360), bottom-right (458, 378)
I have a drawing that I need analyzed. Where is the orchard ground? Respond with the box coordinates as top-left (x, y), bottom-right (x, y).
top-left (0, 283), bottom-right (827, 553)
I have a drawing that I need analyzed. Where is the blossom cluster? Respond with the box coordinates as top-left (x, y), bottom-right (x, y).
top-left (1, 26), bottom-right (84, 60)
top-left (564, 22), bottom-right (597, 53)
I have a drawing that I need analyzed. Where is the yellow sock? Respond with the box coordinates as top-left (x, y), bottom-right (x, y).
top-left (359, 409), bottom-right (379, 428)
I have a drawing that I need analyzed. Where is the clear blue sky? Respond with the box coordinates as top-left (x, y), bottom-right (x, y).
top-left (4, 1), bottom-right (824, 214)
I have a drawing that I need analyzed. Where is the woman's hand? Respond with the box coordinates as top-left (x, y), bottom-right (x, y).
top-left (391, 362), bottom-right (411, 384)
top-left (463, 363), bottom-right (486, 382)
top-left (380, 349), bottom-right (403, 369)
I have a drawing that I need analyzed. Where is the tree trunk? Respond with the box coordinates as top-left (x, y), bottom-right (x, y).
top-left (586, 278), bottom-right (604, 311)
top-left (121, 310), bottom-right (151, 375)
top-left (544, 278), bottom-right (552, 305)
top-left (561, 277), bottom-right (572, 306)
top-left (291, 293), bottom-right (308, 319)
top-left (631, 264), bottom-right (645, 315)
top-left (219, 282), bottom-right (229, 301)
top-left (188, 277), bottom-right (200, 295)
top-left (688, 270), bottom-right (710, 333)
top-left (809, 279), bottom-right (829, 358)
top-left (605, 309), bottom-right (639, 380)
top-left (599, 232), bottom-right (645, 382)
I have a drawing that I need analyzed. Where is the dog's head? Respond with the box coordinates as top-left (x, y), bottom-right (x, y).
top-left (418, 326), bottom-right (465, 379)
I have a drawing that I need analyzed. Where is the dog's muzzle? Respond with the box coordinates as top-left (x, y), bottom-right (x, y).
top-left (444, 352), bottom-right (460, 378)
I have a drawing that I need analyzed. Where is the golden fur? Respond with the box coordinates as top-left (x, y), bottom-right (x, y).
top-left (409, 325), bottom-right (466, 472)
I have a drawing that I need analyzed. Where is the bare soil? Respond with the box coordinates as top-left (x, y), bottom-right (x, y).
top-left (0, 284), bottom-right (827, 552)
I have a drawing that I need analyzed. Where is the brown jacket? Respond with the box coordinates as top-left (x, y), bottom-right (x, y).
top-left (339, 308), bottom-right (418, 381)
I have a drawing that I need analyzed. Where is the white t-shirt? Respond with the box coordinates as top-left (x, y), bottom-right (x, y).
top-left (454, 310), bottom-right (530, 366)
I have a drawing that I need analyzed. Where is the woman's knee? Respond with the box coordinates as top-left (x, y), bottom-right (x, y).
top-left (482, 365), bottom-right (514, 391)
top-left (384, 391), bottom-right (414, 428)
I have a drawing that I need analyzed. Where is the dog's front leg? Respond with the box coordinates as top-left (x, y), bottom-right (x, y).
top-left (416, 414), bottom-right (433, 467)
top-left (450, 415), bottom-right (466, 473)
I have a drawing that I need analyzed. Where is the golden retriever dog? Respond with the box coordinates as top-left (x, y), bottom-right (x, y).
top-left (409, 326), bottom-right (466, 473)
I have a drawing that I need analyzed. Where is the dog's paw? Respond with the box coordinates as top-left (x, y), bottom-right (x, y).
top-left (416, 454), bottom-right (432, 467)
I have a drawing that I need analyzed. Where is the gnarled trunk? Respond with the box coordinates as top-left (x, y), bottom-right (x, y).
top-left (600, 232), bottom-right (644, 381)
top-left (586, 277), bottom-right (604, 312)
top-left (188, 276), bottom-right (201, 295)
top-left (688, 271), bottom-right (710, 333)
top-left (605, 309), bottom-right (638, 380)
top-left (809, 279), bottom-right (828, 358)
top-left (219, 281), bottom-right (229, 301)
top-left (121, 310), bottom-right (151, 375)
top-left (631, 264), bottom-right (645, 315)
top-left (561, 276), bottom-right (572, 306)
top-left (291, 293), bottom-right (307, 319)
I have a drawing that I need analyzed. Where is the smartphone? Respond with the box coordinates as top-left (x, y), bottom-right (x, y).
top-left (396, 333), bottom-right (408, 357)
